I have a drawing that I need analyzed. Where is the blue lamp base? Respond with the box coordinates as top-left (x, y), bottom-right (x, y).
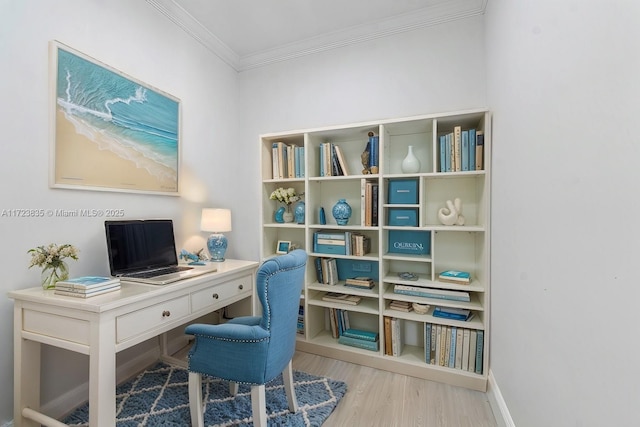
top-left (207, 233), bottom-right (228, 262)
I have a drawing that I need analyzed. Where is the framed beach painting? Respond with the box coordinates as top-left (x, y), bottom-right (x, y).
top-left (49, 41), bottom-right (180, 195)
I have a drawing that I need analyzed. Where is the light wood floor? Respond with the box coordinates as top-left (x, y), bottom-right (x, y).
top-left (292, 350), bottom-right (497, 427)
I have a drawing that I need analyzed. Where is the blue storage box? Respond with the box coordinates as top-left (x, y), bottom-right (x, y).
top-left (388, 179), bottom-right (418, 204)
top-left (387, 208), bottom-right (418, 226)
top-left (388, 230), bottom-right (430, 255)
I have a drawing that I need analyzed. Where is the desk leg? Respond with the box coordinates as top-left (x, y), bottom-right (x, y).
top-left (89, 317), bottom-right (117, 427)
top-left (14, 303), bottom-right (40, 427)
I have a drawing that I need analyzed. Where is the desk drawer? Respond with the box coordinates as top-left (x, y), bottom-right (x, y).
top-left (116, 295), bottom-right (190, 343)
top-left (191, 274), bottom-right (253, 313)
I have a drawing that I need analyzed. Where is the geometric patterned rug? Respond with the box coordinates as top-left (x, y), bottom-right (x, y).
top-left (62, 362), bottom-right (347, 426)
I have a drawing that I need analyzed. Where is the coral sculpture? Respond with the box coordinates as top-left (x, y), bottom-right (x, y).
top-left (438, 198), bottom-right (465, 226)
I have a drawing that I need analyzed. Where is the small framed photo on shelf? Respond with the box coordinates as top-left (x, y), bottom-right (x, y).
top-left (276, 240), bottom-right (291, 254)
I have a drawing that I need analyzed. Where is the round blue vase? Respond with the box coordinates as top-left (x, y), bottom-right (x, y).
top-left (294, 201), bottom-right (305, 224)
top-left (332, 199), bottom-right (352, 226)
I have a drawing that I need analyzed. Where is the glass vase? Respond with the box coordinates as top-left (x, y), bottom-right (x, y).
top-left (294, 200), bottom-right (305, 224)
top-left (41, 261), bottom-right (69, 290)
top-left (283, 205), bottom-right (294, 223)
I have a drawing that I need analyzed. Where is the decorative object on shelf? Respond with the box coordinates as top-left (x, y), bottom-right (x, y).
top-left (319, 207), bottom-right (326, 225)
top-left (28, 243), bottom-right (79, 289)
top-left (179, 249), bottom-right (206, 265)
top-left (332, 199), bottom-right (352, 225)
top-left (361, 131), bottom-right (379, 174)
top-left (201, 208), bottom-right (232, 262)
top-left (270, 187), bottom-right (302, 224)
top-left (276, 240), bottom-right (292, 254)
top-left (412, 302), bottom-right (430, 315)
top-left (437, 197), bottom-right (465, 226)
top-left (294, 200), bottom-right (305, 224)
top-left (397, 272), bottom-right (419, 281)
top-left (401, 145), bottom-right (421, 173)
top-left (274, 207), bottom-right (285, 223)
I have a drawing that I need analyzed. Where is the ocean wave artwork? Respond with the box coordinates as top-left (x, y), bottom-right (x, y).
top-left (52, 42), bottom-right (180, 194)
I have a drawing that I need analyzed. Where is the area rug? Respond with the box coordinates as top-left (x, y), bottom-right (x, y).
top-left (62, 362), bottom-right (347, 426)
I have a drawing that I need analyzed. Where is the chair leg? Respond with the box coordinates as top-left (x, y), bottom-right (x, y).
top-left (251, 384), bottom-right (267, 427)
top-left (283, 360), bottom-right (298, 413)
top-left (188, 372), bottom-right (204, 427)
top-left (229, 381), bottom-right (239, 396)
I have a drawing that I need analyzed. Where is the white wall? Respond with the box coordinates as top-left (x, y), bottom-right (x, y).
top-left (0, 0), bottom-right (242, 423)
top-left (485, 1), bottom-right (640, 426)
top-left (238, 15), bottom-right (487, 260)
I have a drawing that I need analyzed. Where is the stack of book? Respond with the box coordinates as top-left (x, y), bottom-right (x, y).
top-left (438, 270), bottom-right (472, 284)
top-left (297, 304), bottom-right (305, 335)
top-left (338, 328), bottom-right (379, 351)
top-left (393, 284), bottom-right (470, 302)
top-left (319, 142), bottom-right (349, 176)
top-left (54, 276), bottom-right (121, 298)
top-left (344, 276), bottom-right (375, 290)
top-left (383, 317), bottom-right (403, 356)
top-left (272, 141), bottom-right (305, 179)
top-left (322, 292), bottom-right (362, 305)
top-left (437, 127), bottom-right (484, 172)
top-left (314, 257), bottom-right (339, 285)
top-left (432, 306), bottom-right (474, 321)
top-left (388, 300), bottom-right (413, 312)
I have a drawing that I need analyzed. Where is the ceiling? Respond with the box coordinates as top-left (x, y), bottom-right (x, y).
top-left (147, 0), bottom-right (487, 71)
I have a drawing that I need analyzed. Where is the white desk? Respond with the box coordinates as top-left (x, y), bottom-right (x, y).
top-left (9, 259), bottom-right (259, 427)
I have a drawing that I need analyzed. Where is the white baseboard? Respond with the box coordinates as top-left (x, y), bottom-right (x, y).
top-left (487, 369), bottom-right (516, 427)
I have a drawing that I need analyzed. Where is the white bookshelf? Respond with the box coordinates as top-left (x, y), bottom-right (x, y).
top-left (259, 109), bottom-right (491, 391)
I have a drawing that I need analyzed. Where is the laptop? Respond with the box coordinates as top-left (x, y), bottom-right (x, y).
top-left (105, 219), bottom-right (215, 285)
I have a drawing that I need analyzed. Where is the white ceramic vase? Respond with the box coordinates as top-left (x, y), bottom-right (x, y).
top-left (401, 145), bottom-right (420, 173)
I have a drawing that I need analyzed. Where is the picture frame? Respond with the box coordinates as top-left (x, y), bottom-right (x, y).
top-left (276, 240), bottom-right (291, 254)
top-left (49, 40), bottom-right (181, 195)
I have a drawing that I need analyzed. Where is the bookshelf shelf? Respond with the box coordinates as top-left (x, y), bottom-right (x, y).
top-left (259, 109), bottom-right (491, 391)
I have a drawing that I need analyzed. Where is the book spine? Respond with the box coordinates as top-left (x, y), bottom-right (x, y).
top-left (432, 311), bottom-right (470, 321)
top-left (475, 131), bottom-right (484, 171)
top-left (475, 330), bottom-right (484, 374)
top-left (468, 129), bottom-right (476, 171)
top-left (439, 135), bottom-right (446, 172)
top-left (462, 328), bottom-right (471, 371)
top-left (448, 327), bottom-right (457, 368)
top-left (461, 130), bottom-right (469, 171)
top-left (455, 327), bottom-right (464, 369)
top-left (384, 316), bottom-right (392, 356)
top-left (453, 126), bottom-right (461, 171)
top-left (371, 183), bottom-right (379, 226)
top-left (468, 330), bottom-right (477, 372)
top-left (424, 323), bottom-right (432, 363)
top-left (430, 323), bottom-right (437, 364)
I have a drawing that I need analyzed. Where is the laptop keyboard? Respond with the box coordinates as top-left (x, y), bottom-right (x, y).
top-left (125, 265), bottom-right (191, 279)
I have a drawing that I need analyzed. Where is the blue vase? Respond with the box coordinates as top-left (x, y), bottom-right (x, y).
top-left (274, 207), bottom-right (285, 223)
top-left (294, 201), bottom-right (305, 224)
top-left (332, 199), bottom-right (352, 226)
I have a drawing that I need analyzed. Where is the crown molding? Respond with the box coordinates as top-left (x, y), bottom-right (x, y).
top-left (146, 0), bottom-right (239, 69)
top-left (147, 0), bottom-right (487, 72)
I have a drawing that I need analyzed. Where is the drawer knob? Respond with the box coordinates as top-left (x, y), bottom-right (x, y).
top-left (238, 284), bottom-right (244, 290)
top-left (212, 293), bottom-right (219, 299)
top-left (162, 310), bottom-right (171, 317)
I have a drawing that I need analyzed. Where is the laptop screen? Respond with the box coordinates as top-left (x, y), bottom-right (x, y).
top-left (105, 219), bottom-right (178, 276)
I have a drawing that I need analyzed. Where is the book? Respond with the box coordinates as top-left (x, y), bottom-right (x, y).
top-left (393, 284), bottom-right (470, 302)
top-left (322, 292), bottom-right (362, 305)
top-left (391, 317), bottom-right (403, 356)
top-left (54, 284), bottom-right (121, 298)
top-left (455, 327), bottom-right (464, 369)
top-left (55, 276), bottom-right (120, 289)
top-left (461, 130), bottom-right (469, 171)
top-left (424, 323), bottom-right (432, 363)
top-left (475, 131), bottom-right (484, 170)
top-left (453, 126), bottom-right (461, 171)
top-left (342, 328), bottom-right (378, 342)
top-left (432, 306), bottom-right (473, 321)
top-left (448, 326), bottom-right (457, 367)
top-left (468, 129), bottom-right (476, 171)
top-left (389, 300), bottom-right (412, 312)
top-left (384, 316), bottom-right (393, 356)
top-left (338, 334), bottom-right (379, 351)
top-left (475, 330), bottom-right (484, 374)
top-left (438, 270), bottom-right (471, 284)
top-left (462, 328), bottom-right (471, 371)
top-left (345, 276), bottom-right (373, 286)
top-left (430, 323), bottom-right (437, 365)
top-left (468, 330), bottom-right (477, 372)
top-left (333, 145), bottom-right (349, 176)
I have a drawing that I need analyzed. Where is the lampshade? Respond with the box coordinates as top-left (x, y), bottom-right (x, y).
top-left (200, 208), bottom-right (232, 233)
top-left (201, 208), bottom-right (232, 262)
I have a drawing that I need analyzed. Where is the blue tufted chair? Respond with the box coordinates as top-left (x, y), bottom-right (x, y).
top-left (185, 249), bottom-right (307, 427)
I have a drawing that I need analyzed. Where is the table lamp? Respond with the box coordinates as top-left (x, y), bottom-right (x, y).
top-left (200, 208), bottom-right (232, 262)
